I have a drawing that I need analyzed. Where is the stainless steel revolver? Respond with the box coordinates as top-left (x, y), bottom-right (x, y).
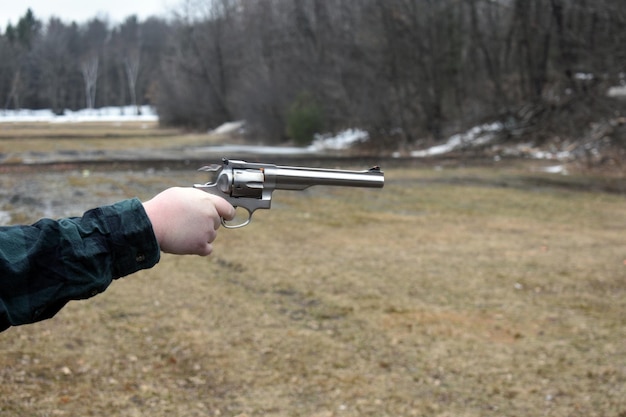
top-left (194, 158), bottom-right (384, 228)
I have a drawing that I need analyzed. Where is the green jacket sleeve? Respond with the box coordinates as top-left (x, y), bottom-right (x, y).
top-left (0, 198), bottom-right (160, 331)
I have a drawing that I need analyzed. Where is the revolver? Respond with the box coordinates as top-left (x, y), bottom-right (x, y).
top-left (194, 158), bottom-right (384, 228)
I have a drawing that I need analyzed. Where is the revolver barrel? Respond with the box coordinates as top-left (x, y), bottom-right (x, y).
top-left (267, 165), bottom-right (384, 190)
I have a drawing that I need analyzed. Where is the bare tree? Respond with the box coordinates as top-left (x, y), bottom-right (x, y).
top-left (156, 0), bottom-right (237, 129)
top-left (4, 71), bottom-right (22, 110)
top-left (117, 16), bottom-right (143, 114)
top-left (78, 18), bottom-right (108, 109)
top-left (505, 0), bottom-right (554, 101)
top-left (465, 0), bottom-right (509, 113)
top-left (80, 53), bottom-right (98, 109)
top-left (124, 49), bottom-right (141, 114)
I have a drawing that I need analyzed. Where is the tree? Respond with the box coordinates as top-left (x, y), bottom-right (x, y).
top-left (80, 54), bottom-right (98, 109)
top-left (117, 16), bottom-right (143, 114)
top-left (36, 18), bottom-right (72, 114)
top-left (1, 9), bottom-right (43, 109)
top-left (156, 0), bottom-right (237, 129)
top-left (15, 9), bottom-right (40, 49)
top-left (78, 18), bottom-right (108, 109)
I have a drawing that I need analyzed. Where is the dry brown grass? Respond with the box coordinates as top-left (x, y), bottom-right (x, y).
top-left (0, 121), bottom-right (223, 153)
top-left (0, 125), bottom-right (625, 416)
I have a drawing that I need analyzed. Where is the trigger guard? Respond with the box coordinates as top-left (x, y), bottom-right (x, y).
top-left (221, 207), bottom-right (252, 229)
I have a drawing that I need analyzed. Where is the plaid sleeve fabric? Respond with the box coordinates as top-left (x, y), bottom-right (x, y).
top-left (0, 198), bottom-right (160, 331)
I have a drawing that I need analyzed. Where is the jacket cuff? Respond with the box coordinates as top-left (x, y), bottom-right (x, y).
top-left (98, 198), bottom-right (161, 278)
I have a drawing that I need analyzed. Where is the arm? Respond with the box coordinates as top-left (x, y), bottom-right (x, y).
top-left (0, 198), bottom-right (158, 330)
top-left (0, 187), bottom-right (234, 331)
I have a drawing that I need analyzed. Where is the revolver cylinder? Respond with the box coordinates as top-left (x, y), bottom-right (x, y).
top-left (231, 168), bottom-right (264, 198)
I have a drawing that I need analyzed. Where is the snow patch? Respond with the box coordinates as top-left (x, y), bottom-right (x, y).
top-left (574, 72), bottom-right (594, 81)
top-left (540, 165), bottom-right (568, 174)
top-left (411, 122), bottom-right (503, 157)
top-left (514, 143), bottom-right (572, 161)
top-left (210, 120), bottom-right (245, 135)
top-left (607, 85), bottom-right (626, 98)
top-left (309, 128), bottom-right (369, 151)
top-left (0, 106), bottom-right (158, 123)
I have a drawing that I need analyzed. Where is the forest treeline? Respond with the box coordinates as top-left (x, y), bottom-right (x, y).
top-left (1, 0), bottom-right (625, 147)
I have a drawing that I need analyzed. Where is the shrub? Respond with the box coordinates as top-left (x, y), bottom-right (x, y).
top-left (286, 92), bottom-right (324, 146)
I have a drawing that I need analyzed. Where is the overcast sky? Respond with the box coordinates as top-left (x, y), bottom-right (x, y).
top-left (2, 0), bottom-right (176, 29)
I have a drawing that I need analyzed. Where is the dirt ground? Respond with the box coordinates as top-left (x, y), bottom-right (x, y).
top-left (1, 123), bottom-right (626, 417)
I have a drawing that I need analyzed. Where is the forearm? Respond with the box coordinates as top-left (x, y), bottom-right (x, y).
top-left (0, 198), bottom-right (160, 331)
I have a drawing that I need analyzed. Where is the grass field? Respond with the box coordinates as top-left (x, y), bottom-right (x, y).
top-left (0, 121), bottom-right (222, 158)
top-left (1, 122), bottom-right (626, 416)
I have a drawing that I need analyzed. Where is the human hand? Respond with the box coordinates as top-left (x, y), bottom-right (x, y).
top-left (142, 187), bottom-right (235, 256)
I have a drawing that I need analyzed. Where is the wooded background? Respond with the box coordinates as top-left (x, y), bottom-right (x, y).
top-left (1, 0), bottom-right (625, 147)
